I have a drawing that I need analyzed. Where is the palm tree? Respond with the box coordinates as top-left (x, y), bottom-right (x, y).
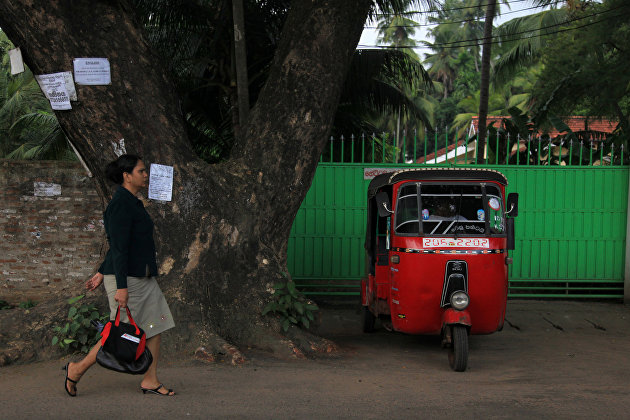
top-left (422, 25), bottom-right (460, 99)
top-left (427, 0), bottom-right (485, 70)
top-left (493, 6), bottom-right (569, 86)
top-left (0, 31), bottom-right (72, 159)
top-left (376, 3), bottom-right (421, 60)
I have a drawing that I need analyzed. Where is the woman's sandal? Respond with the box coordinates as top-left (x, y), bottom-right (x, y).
top-left (62, 363), bottom-right (78, 397)
top-left (141, 383), bottom-right (175, 396)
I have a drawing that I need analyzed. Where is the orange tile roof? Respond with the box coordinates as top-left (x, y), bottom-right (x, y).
top-left (470, 116), bottom-right (617, 138)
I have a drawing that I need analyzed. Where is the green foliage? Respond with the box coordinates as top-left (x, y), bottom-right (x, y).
top-left (262, 280), bottom-right (318, 332)
top-left (52, 295), bottom-right (109, 354)
top-left (531, 0), bottom-right (630, 141)
top-left (0, 30), bottom-right (73, 160)
top-left (18, 299), bottom-right (37, 309)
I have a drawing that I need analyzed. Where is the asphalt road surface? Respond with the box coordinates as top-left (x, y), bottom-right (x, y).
top-left (1, 300), bottom-right (629, 419)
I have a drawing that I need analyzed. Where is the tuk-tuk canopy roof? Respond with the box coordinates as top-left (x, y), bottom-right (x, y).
top-left (367, 168), bottom-right (508, 198)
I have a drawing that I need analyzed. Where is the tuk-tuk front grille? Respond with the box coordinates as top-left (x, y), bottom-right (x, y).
top-left (440, 260), bottom-right (468, 307)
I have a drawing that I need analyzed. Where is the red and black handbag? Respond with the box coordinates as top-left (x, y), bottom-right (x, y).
top-left (100, 306), bottom-right (146, 363)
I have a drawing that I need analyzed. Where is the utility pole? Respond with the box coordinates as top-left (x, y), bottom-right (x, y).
top-left (232, 0), bottom-right (249, 135)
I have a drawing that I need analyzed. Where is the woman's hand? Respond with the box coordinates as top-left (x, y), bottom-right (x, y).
top-left (115, 288), bottom-right (129, 308)
top-left (86, 272), bottom-right (104, 291)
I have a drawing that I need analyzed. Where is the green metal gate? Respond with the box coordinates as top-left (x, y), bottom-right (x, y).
top-left (288, 134), bottom-right (628, 299)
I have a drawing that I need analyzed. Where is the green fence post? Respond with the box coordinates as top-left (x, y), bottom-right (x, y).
top-left (537, 137), bottom-right (541, 165)
top-left (361, 133), bottom-right (365, 164)
top-left (413, 129), bottom-right (418, 163)
top-left (371, 133), bottom-right (375, 163)
top-left (340, 135), bottom-right (345, 163)
top-left (506, 133), bottom-right (510, 165)
top-left (382, 132), bottom-right (386, 163)
top-left (569, 139), bottom-right (573, 166)
top-left (516, 134), bottom-right (520, 165)
top-left (350, 134), bottom-right (355, 163)
top-left (611, 143), bottom-right (615, 166)
top-left (392, 131), bottom-right (396, 164)
top-left (424, 129), bottom-right (428, 164)
top-left (434, 131), bottom-right (438, 165)
top-left (329, 136), bottom-right (334, 163)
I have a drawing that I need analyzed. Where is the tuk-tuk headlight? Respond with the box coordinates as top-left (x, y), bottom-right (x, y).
top-left (450, 291), bottom-right (469, 311)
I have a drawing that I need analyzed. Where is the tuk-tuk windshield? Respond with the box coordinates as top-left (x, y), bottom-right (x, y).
top-left (394, 183), bottom-right (504, 236)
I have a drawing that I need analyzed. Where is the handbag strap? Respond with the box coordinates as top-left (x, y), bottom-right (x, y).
top-left (114, 305), bottom-right (141, 335)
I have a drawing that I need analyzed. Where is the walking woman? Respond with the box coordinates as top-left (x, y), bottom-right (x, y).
top-left (63, 154), bottom-right (176, 397)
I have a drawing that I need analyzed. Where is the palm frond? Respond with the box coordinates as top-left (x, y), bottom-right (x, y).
top-left (493, 8), bottom-right (568, 86)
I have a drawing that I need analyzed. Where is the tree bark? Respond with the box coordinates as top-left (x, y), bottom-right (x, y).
top-left (477, 0), bottom-right (497, 162)
top-left (0, 0), bottom-right (372, 361)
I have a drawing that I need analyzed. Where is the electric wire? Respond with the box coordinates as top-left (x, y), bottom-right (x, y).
top-left (364, 3), bottom-right (551, 29)
top-left (359, 4), bottom-right (629, 50)
top-left (371, 0), bottom-right (543, 17)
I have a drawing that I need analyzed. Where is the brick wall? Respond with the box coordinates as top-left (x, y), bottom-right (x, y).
top-left (0, 160), bottom-right (105, 304)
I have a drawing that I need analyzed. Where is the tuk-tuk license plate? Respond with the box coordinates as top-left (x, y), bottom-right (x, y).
top-left (422, 238), bottom-right (489, 248)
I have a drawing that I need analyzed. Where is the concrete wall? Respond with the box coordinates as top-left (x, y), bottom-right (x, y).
top-left (0, 160), bottom-right (105, 304)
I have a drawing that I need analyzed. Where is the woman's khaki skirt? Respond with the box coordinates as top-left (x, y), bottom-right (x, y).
top-left (103, 275), bottom-right (175, 339)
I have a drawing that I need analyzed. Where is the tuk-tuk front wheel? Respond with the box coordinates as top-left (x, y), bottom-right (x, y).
top-left (362, 306), bottom-right (376, 333)
top-left (448, 325), bottom-right (468, 372)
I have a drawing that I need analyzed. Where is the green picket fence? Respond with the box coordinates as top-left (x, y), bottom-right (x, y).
top-left (289, 132), bottom-right (628, 299)
top-left (320, 131), bottom-right (625, 167)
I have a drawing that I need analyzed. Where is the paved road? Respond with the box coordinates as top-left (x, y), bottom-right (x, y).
top-left (1, 300), bottom-right (629, 419)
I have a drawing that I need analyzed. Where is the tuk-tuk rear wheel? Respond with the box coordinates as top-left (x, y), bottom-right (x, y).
top-left (362, 306), bottom-right (376, 333)
top-left (448, 325), bottom-right (468, 372)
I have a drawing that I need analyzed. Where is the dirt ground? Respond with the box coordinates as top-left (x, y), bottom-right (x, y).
top-left (1, 299), bottom-right (629, 419)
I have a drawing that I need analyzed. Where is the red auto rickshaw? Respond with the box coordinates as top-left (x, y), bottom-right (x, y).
top-left (361, 168), bottom-right (518, 371)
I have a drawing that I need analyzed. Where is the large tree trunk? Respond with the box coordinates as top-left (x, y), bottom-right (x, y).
top-left (477, 0), bottom-right (497, 162)
top-left (0, 0), bottom-right (372, 361)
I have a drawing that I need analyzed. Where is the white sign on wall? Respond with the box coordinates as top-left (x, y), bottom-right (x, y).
top-left (73, 58), bottom-right (111, 85)
top-left (34, 182), bottom-right (62, 196)
top-left (148, 163), bottom-right (173, 202)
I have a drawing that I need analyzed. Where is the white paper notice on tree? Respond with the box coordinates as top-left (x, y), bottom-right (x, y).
top-left (73, 58), bottom-right (111, 85)
top-left (36, 72), bottom-right (72, 110)
top-left (148, 163), bottom-right (173, 201)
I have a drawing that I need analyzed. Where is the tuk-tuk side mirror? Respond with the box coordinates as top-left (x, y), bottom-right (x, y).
top-left (375, 191), bottom-right (393, 218)
top-left (506, 193), bottom-right (519, 217)
top-left (506, 217), bottom-right (515, 250)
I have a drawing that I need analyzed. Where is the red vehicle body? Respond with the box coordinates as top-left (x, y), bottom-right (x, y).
top-left (361, 168), bottom-right (518, 371)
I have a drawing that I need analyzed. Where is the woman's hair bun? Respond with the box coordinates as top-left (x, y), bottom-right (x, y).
top-left (105, 154), bottom-right (141, 185)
